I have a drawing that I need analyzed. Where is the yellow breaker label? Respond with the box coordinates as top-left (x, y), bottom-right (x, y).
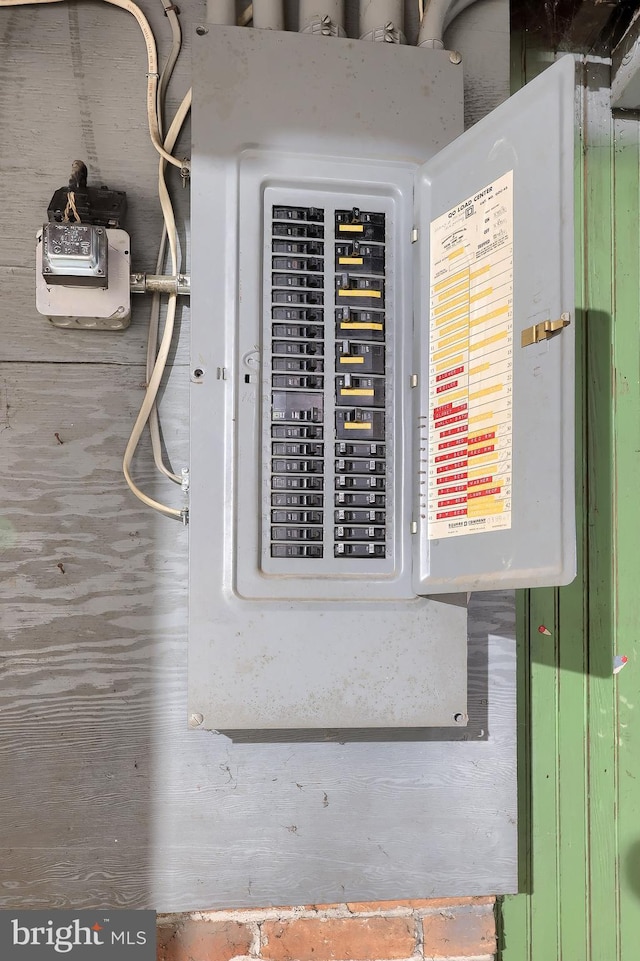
top-left (426, 171), bottom-right (513, 540)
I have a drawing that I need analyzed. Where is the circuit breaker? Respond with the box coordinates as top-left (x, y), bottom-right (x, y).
top-left (265, 200), bottom-right (391, 566)
top-left (189, 27), bottom-right (575, 731)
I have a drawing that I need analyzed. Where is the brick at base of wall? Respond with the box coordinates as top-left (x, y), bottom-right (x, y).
top-left (157, 897), bottom-right (496, 961)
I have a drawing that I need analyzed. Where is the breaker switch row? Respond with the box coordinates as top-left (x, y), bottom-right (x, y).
top-left (272, 357), bottom-right (323, 373)
top-left (273, 205), bottom-right (323, 222)
top-left (272, 544), bottom-right (323, 558)
top-left (334, 208), bottom-right (387, 558)
top-left (273, 374), bottom-right (324, 390)
top-left (272, 492), bottom-right (324, 508)
top-left (272, 223), bottom-right (324, 239)
top-left (272, 239), bottom-right (324, 255)
top-left (336, 307), bottom-right (385, 341)
top-left (273, 272), bottom-right (323, 289)
top-left (273, 442), bottom-right (324, 457)
top-left (269, 203), bottom-right (326, 559)
top-left (272, 510), bottom-right (323, 524)
top-left (335, 509), bottom-right (385, 523)
top-left (271, 424), bottom-right (323, 440)
top-left (273, 256), bottom-right (324, 271)
top-left (273, 289), bottom-right (324, 305)
top-left (334, 543), bottom-right (386, 558)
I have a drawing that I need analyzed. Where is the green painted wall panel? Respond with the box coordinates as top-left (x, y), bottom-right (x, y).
top-left (500, 36), bottom-right (640, 961)
top-left (612, 112), bottom-right (640, 960)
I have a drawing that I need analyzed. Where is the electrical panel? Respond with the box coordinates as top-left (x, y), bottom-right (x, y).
top-left (189, 27), bottom-right (575, 731)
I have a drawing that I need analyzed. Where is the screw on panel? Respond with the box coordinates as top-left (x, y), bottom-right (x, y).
top-left (453, 712), bottom-right (469, 724)
top-left (196, 25), bottom-right (208, 35)
top-left (189, 712), bottom-right (204, 728)
top-left (449, 51), bottom-right (462, 64)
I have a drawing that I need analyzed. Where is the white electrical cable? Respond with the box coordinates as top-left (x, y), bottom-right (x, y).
top-left (122, 87), bottom-right (192, 521)
top-left (157, 0), bottom-right (182, 133)
top-left (147, 0), bottom-right (183, 485)
top-left (1, 0), bottom-right (192, 517)
top-left (146, 86), bottom-right (193, 488)
top-left (123, 297), bottom-right (182, 519)
top-left (238, 3), bottom-right (253, 26)
top-left (0, 0), bottom-right (185, 169)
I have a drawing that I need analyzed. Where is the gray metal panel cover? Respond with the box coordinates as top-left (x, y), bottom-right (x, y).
top-left (190, 26), bottom-right (467, 729)
top-left (414, 56), bottom-right (576, 593)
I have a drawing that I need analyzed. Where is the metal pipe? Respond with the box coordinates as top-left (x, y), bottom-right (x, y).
top-left (253, 1), bottom-right (285, 30)
top-left (359, 0), bottom-right (405, 43)
top-left (131, 274), bottom-right (191, 297)
top-left (205, 0), bottom-right (235, 25)
top-left (443, 0), bottom-right (482, 32)
top-left (418, 0), bottom-right (481, 48)
top-left (299, 1), bottom-right (346, 36)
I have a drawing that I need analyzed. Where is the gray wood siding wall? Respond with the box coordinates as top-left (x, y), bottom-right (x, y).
top-left (0, 0), bottom-right (514, 911)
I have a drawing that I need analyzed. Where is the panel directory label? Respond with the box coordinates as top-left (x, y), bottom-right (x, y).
top-left (427, 172), bottom-right (513, 540)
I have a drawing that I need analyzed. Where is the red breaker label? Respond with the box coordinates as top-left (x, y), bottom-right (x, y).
top-left (437, 495), bottom-right (468, 508)
top-left (434, 412), bottom-right (468, 429)
top-left (438, 437), bottom-right (468, 451)
top-left (440, 424), bottom-right (468, 439)
top-left (436, 507), bottom-right (468, 520)
top-left (468, 485), bottom-right (502, 500)
top-left (436, 459), bottom-right (467, 474)
top-left (436, 365), bottom-right (465, 383)
top-left (433, 401), bottom-right (467, 420)
top-left (437, 471), bottom-right (468, 486)
top-left (438, 483), bottom-right (468, 495)
top-left (436, 380), bottom-right (459, 394)
top-left (468, 444), bottom-right (495, 458)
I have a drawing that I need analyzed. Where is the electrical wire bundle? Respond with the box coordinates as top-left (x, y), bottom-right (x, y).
top-left (0, 0), bottom-right (192, 520)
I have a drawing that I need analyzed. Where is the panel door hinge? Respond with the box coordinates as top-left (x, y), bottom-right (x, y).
top-left (410, 373), bottom-right (418, 388)
top-left (411, 227), bottom-right (419, 244)
top-left (521, 312), bottom-right (571, 348)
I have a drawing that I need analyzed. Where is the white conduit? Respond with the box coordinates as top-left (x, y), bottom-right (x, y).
top-left (359, 0), bottom-right (405, 43)
top-left (205, 0), bottom-right (235, 25)
top-left (418, 0), bottom-right (483, 48)
top-left (299, 0), bottom-right (345, 35)
top-left (253, 1), bottom-right (285, 30)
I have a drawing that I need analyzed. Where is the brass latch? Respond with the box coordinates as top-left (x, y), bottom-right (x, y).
top-left (521, 312), bottom-right (571, 348)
